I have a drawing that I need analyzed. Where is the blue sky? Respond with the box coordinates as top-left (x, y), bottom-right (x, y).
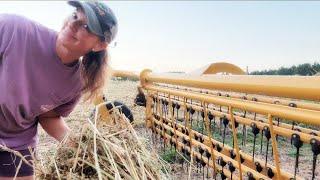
top-left (1, 1), bottom-right (319, 73)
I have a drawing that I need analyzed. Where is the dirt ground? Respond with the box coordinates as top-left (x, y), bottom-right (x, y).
top-left (38, 79), bottom-right (319, 180)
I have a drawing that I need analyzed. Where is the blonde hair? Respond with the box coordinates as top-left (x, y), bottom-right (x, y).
top-left (80, 49), bottom-right (111, 102)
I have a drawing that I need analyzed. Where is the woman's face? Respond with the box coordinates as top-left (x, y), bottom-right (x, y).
top-left (57, 9), bottom-right (103, 55)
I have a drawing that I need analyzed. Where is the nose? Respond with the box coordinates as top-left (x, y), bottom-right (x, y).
top-left (68, 19), bottom-right (79, 33)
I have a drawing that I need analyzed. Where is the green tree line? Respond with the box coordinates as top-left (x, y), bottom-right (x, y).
top-left (250, 62), bottom-right (320, 76)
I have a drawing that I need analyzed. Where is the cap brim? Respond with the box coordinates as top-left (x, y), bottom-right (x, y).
top-left (68, 1), bottom-right (104, 38)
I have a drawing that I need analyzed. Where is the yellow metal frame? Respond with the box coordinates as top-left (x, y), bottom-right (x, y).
top-left (143, 71), bottom-right (320, 101)
top-left (103, 68), bottom-right (320, 179)
top-left (201, 62), bottom-right (246, 75)
top-left (158, 84), bottom-right (320, 112)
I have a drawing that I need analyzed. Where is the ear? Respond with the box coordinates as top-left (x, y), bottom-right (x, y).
top-left (92, 41), bottom-right (108, 52)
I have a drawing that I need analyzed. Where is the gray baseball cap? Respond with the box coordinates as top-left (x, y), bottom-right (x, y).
top-left (68, 0), bottom-right (118, 43)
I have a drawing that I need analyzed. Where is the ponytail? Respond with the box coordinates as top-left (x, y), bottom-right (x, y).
top-left (81, 49), bottom-right (109, 102)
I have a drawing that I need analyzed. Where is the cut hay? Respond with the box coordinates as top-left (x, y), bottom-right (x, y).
top-left (34, 103), bottom-right (170, 180)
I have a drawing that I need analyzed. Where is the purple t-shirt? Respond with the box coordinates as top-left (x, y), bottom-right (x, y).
top-left (0, 14), bottom-right (83, 150)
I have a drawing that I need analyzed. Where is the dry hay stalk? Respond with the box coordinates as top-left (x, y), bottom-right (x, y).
top-left (35, 103), bottom-right (170, 180)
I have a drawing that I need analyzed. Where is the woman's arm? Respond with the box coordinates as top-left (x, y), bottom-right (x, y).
top-left (38, 110), bottom-right (70, 142)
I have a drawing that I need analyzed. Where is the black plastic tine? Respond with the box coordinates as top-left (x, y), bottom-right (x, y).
top-left (240, 154), bottom-right (245, 163)
top-left (205, 150), bottom-right (211, 178)
top-left (190, 108), bottom-right (195, 128)
top-left (188, 107), bottom-right (193, 129)
top-left (208, 111), bottom-right (214, 130)
top-left (190, 107), bottom-right (195, 116)
top-left (184, 148), bottom-right (189, 172)
top-left (206, 166), bottom-right (209, 179)
top-left (217, 157), bottom-right (227, 179)
top-left (225, 94), bottom-right (230, 112)
top-left (210, 113), bottom-right (216, 131)
top-left (247, 172), bottom-right (255, 180)
top-left (185, 106), bottom-right (189, 121)
top-left (166, 100), bottom-right (169, 116)
top-left (195, 156), bottom-right (200, 173)
top-left (199, 146), bottom-right (204, 163)
top-left (243, 110), bottom-right (247, 118)
top-left (219, 116), bottom-right (223, 135)
top-left (194, 134), bottom-right (199, 141)
top-left (184, 148), bottom-right (190, 172)
top-left (163, 131), bottom-right (166, 150)
top-left (291, 133), bottom-right (303, 178)
top-left (213, 116), bottom-right (216, 132)
top-left (199, 159), bottom-right (202, 175)
top-left (291, 122), bottom-right (296, 131)
top-left (220, 170), bottom-right (227, 180)
top-left (176, 103), bottom-right (180, 120)
top-left (222, 127), bottom-right (227, 146)
top-left (206, 150), bottom-right (211, 178)
top-left (267, 167), bottom-right (274, 178)
top-left (242, 96), bottom-right (248, 118)
top-left (242, 124), bottom-right (247, 146)
top-left (275, 117), bottom-right (280, 141)
top-left (202, 163), bottom-right (204, 180)
top-left (227, 161), bottom-right (236, 180)
top-left (231, 119), bottom-right (239, 148)
top-left (260, 128), bottom-right (264, 153)
top-left (160, 99), bottom-right (164, 115)
top-left (229, 149), bottom-right (236, 159)
top-left (274, 100), bottom-right (280, 104)
top-left (171, 102), bottom-right (176, 115)
top-left (164, 102), bottom-right (167, 120)
top-left (232, 121), bottom-right (239, 148)
top-left (289, 103), bottom-right (297, 130)
top-left (154, 99), bottom-right (157, 115)
top-left (310, 132), bottom-right (318, 136)
top-left (217, 93), bottom-right (222, 111)
top-left (200, 160), bottom-right (206, 180)
top-left (200, 135), bottom-right (204, 144)
top-left (172, 103), bottom-right (175, 119)
top-left (218, 156), bottom-right (226, 169)
top-left (255, 162), bottom-right (263, 173)
top-left (196, 111), bottom-right (200, 131)
top-left (200, 110), bottom-right (205, 134)
top-left (310, 138), bottom-right (320, 180)
top-left (251, 123), bottom-right (260, 161)
top-left (252, 97), bottom-right (258, 120)
top-left (222, 116), bottom-right (229, 147)
top-left (264, 126), bottom-right (271, 167)
top-left (164, 100), bottom-right (168, 115)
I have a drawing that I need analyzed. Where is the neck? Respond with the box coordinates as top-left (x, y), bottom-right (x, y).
top-left (56, 41), bottom-right (81, 65)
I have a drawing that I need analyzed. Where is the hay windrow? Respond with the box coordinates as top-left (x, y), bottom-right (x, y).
top-left (35, 104), bottom-right (170, 180)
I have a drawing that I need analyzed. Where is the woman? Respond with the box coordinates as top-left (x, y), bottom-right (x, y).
top-left (0, 1), bottom-right (117, 179)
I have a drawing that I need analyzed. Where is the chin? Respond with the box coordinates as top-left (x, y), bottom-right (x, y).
top-left (58, 36), bottom-right (76, 50)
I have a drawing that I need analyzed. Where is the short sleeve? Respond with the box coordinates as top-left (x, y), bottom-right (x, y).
top-left (0, 14), bottom-right (31, 54)
top-left (0, 14), bottom-right (15, 53)
top-left (53, 94), bottom-right (81, 117)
